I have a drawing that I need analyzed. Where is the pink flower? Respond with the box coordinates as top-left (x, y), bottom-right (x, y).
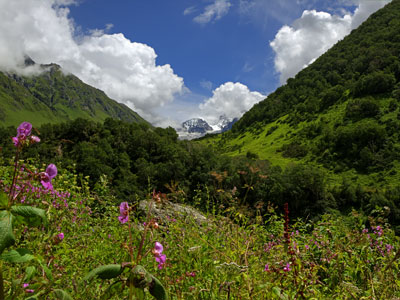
top-left (40, 164), bottom-right (57, 190)
top-left (58, 232), bottom-right (64, 241)
top-left (30, 135), bottom-right (40, 143)
top-left (283, 263), bottom-right (291, 272)
top-left (153, 242), bottom-right (167, 269)
top-left (12, 137), bottom-right (19, 147)
top-left (264, 264), bottom-right (270, 272)
top-left (17, 122), bottom-right (32, 139)
top-left (118, 202), bottom-right (129, 224)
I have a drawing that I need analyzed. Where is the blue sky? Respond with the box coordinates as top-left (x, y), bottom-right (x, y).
top-left (0, 0), bottom-right (390, 127)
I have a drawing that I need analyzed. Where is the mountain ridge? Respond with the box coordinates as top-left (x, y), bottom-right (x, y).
top-left (201, 0), bottom-right (400, 189)
top-left (0, 61), bottom-right (147, 127)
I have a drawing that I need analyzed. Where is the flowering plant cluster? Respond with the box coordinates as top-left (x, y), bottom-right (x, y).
top-left (85, 191), bottom-right (168, 299)
top-left (0, 122), bottom-right (72, 299)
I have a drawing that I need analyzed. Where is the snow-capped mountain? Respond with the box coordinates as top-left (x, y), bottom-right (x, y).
top-left (211, 115), bottom-right (238, 133)
top-left (182, 118), bottom-right (213, 133)
top-left (177, 116), bottom-right (238, 140)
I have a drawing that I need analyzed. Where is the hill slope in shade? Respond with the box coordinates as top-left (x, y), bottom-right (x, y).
top-left (0, 62), bottom-right (147, 127)
top-left (201, 0), bottom-right (400, 188)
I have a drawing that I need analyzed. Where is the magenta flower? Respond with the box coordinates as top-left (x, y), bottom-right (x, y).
top-left (30, 135), bottom-right (40, 143)
top-left (283, 263), bottom-right (291, 272)
top-left (58, 232), bottom-right (64, 241)
top-left (264, 264), bottom-right (270, 272)
top-left (153, 242), bottom-right (167, 269)
top-left (17, 122), bottom-right (32, 139)
top-left (40, 164), bottom-right (57, 190)
top-left (22, 283), bottom-right (34, 293)
top-left (118, 202), bottom-right (129, 224)
top-left (11, 122), bottom-right (36, 147)
top-left (12, 137), bottom-right (19, 147)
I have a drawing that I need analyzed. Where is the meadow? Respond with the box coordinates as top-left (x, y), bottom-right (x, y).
top-left (1, 123), bottom-right (400, 299)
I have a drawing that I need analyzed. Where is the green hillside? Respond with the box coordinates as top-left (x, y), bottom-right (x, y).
top-left (0, 63), bottom-right (147, 127)
top-left (202, 0), bottom-right (400, 188)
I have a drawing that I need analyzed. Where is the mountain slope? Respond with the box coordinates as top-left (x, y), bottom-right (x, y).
top-left (202, 0), bottom-right (400, 187)
top-left (0, 63), bottom-right (147, 126)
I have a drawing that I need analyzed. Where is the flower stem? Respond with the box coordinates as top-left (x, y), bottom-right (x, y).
top-left (8, 149), bottom-right (20, 207)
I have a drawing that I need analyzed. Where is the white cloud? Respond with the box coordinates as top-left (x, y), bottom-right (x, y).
top-left (200, 80), bottom-right (213, 91)
top-left (270, 0), bottom-right (390, 84)
top-left (193, 0), bottom-right (232, 24)
top-left (183, 6), bottom-right (197, 16)
top-left (199, 82), bottom-right (265, 125)
top-left (0, 0), bottom-right (183, 122)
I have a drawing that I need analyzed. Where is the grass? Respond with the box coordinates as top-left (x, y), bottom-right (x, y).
top-left (1, 156), bottom-right (400, 299)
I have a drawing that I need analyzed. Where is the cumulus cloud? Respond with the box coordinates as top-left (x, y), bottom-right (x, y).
top-left (193, 0), bottom-right (232, 24)
top-left (0, 0), bottom-right (183, 122)
top-left (270, 0), bottom-right (390, 84)
top-left (199, 82), bottom-right (265, 125)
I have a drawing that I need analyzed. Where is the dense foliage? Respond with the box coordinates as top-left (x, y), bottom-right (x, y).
top-left (1, 148), bottom-right (399, 299)
top-left (232, 0), bottom-right (400, 133)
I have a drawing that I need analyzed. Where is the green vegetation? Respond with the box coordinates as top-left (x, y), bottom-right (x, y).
top-left (199, 0), bottom-right (400, 230)
top-left (2, 1), bottom-right (400, 298)
top-left (1, 129), bottom-right (399, 299)
top-left (0, 64), bottom-right (146, 127)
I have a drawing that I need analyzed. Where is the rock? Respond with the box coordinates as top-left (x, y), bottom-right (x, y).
top-left (138, 200), bottom-right (207, 226)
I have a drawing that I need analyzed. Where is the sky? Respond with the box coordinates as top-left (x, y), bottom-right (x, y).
top-left (0, 0), bottom-right (391, 128)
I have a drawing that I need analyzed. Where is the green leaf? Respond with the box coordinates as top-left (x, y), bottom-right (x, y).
top-left (10, 206), bottom-right (47, 227)
top-left (52, 289), bottom-right (73, 300)
top-left (84, 264), bottom-right (123, 282)
top-left (0, 191), bottom-right (8, 208)
top-left (149, 275), bottom-right (168, 300)
top-left (131, 265), bottom-right (168, 300)
top-left (38, 261), bottom-right (53, 281)
top-left (0, 210), bottom-right (15, 255)
top-left (24, 266), bottom-right (36, 282)
top-left (1, 248), bottom-right (34, 263)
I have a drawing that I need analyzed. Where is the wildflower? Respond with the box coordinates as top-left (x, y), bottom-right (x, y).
top-left (12, 137), bottom-right (19, 147)
top-left (40, 164), bottom-right (57, 190)
top-left (58, 232), bottom-right (64, 241)
top-left (12, 122), bottom-right (34, 147)
top-left (264, 264), bottom-right (270, 272)
top-left (22, 283), bottom-right (34, 293)
top-left (153, 242), bottom-right (167, 269)
top-left (283, 263), bottom-right (291, 272)
top-left (118, 202), bottom-right (129, 224)
top-left (17, 122), bottom-right (32, 139)
top-left (30, 135), bottom-right (40, 143)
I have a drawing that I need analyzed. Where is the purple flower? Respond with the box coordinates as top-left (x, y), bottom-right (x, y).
top-left (283, 263), bottom-right (291, 272)
top-left (46, 164), bottom-right (58, 179)
top-left (153, 242), bottom-right (166, 269)
top-left (30, 135), bottom-right (40, 143)
top-left (40, 164), bottom-right (57, 190)
top-left (17, 122), bottom-right (32, 139)
top-left (154, 242), bottom-right (163, 255)
top-left (264, 264), bottom-right (270, 272)
top-left (12, 137), bottom-right (19, 147)
top-left (118, 202), bottom-right (129, 224)
top-left (23, 283), bottom-right (29, 288)
top-left (58, 232), bottom-right (64, 241)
